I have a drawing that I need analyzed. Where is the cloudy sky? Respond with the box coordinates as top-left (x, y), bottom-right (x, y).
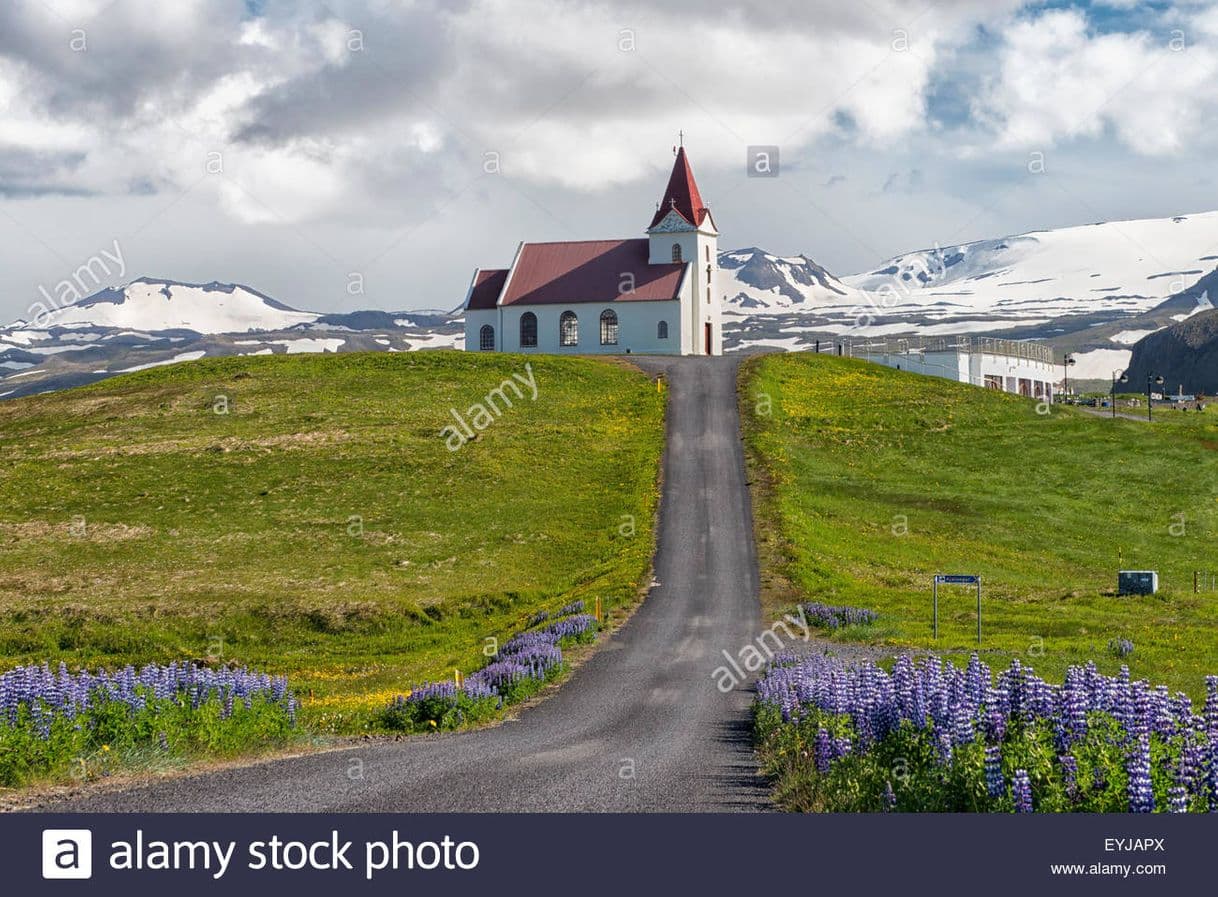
top-left (3, 0), bottom-right (1218, 321)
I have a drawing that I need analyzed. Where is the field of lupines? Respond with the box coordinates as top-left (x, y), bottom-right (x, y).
top-left (379, 602), bottom-right (597, 732)
top-left (754, 650), bottom-right (1218, 813)
top-left (0, 661), bottom-right (299, 787)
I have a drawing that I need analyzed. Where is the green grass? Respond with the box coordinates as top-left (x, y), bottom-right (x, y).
top-left (741, 353), bottom-right (1218, 697)
top-left (0, 351), bottom-right (664, 732)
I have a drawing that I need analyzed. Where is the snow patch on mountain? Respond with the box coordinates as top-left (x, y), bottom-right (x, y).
top-left (1110, 329), bottom-right (1159, 344)
top-left (1062, 348), bottom-right (1132, 380)
top-left (111, 350), bottom-right (207, 374)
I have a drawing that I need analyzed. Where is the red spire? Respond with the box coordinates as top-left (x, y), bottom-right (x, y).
top-left (648, 146), bottom-right (709, 230)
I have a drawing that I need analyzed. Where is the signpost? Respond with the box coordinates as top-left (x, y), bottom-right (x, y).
top-left (933, 574), bottom-right (982, 645)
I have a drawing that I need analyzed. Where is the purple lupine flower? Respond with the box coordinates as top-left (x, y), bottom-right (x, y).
top-left (799, 602), bottom-right (877, 630)
top-left (883, 781), bottom-right (896, 811)
top-left (1204, 676), bottom-right (1218, 811)
top-left (1127, 736), bottom-right (1154, 813)
top-left (936, 729), bottom-right (953, 766)
top-left (0, 660), bottom-right (297, 740)
top-left (985, 745), bottom-right (1005, 798)
top-left (814, 729), bottom-right (832, 774)
top-left (1168, 785), bottom-right (1189, 814)
top-left (1012, 769), bottom-right (1033, 813)
top-left (542, 614), bottom-right (596, 641)
top-left (752, 649), bottom-right (1218, 815)
top-left (1059, 754), bottom-right (1079, 802)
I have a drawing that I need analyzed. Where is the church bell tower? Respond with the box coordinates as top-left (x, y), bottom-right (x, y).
top-left (646, 138), bottom-right (721, 355)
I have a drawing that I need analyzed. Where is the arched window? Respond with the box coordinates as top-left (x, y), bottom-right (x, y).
top-left (657, 320), bottom-right (668, 340)
top-left (671, 244), bottom-right (683, 263)
top-left (519, 312), bottom-right (538, 348)
top-left (705, 245), bottom-right (709, 261)
top-left (559, 310), bottom-right (579, 347)
top-left (479, 324), bottom-right (495, 351)
top-left (600, 309), bottom-right (619, 346)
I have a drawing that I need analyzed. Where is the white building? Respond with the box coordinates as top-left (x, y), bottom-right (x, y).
top-left (463, 145), bottom-right (723, 356)
top-left (851, 337), bottom-right (1058, 401)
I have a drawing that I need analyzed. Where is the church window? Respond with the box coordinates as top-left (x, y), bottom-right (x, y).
top-left (560, 311), bottom-right (579, 346)
top-left (705, 245), bottom-right (709, 261)
top-left (479, 324), bottom-right (495, 351)
top-left (519, 312), bottom-right (538, 347)
top-left (657, 320), bottom-right (668, 340)
top-left (600, 309), bottom-right (619, 346)
top-left (671, 244), bottom-right (682, 263)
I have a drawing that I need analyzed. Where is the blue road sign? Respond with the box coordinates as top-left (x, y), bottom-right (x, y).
top-left (935, 574), bottom-right (979, 585)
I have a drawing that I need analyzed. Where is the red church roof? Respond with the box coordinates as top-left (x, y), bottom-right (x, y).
top-left (500, 239), bottom-right (685, 306)
top-left (466, 268), bottom-right (508, 310)
top-left (648, 146), bottom-right (710, 230)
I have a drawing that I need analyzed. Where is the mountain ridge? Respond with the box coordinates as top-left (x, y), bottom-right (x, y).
top-left (6, 206), bottom-right (1218, 397)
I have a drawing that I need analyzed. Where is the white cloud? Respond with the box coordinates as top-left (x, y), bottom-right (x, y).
top-left (4, 1), bottom-right (1218, 324)
top-left (977, 8), bottom-right (1218, 155)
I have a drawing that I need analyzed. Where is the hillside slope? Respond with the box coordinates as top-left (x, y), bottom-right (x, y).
top-left (0, 351), bottom-right (664, 728)
top-left (742, 353), bottom-right (1218, 696)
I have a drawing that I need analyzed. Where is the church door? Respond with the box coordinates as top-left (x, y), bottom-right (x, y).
top-left (704, 322), bottom-right (712, 355)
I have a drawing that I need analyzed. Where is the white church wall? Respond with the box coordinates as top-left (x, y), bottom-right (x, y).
top-left (464, 308), bottom-right (500, 353)
top-left (497, 300), bottom-right (683, 355)
top-left (647, 229), bottom-right (700, 267)
top-left (647, 210), bottom-right (721, 356)
top-left (677, 276), bottom-right (696, 353)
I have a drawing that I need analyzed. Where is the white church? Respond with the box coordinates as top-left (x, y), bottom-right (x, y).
top-left (463, 144), bottom-right (723, 356)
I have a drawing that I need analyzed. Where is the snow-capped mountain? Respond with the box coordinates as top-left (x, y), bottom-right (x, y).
top-left (18, 277), bottom-right (320, 334)
top-left (0, 278), bottom-right (463, 400)
top-left (845, 211), bottom-right (1218, 318)
top-left (719, 248), bottom-right (864, 312)
top-left (721, 210), bottom-right (1218, 361)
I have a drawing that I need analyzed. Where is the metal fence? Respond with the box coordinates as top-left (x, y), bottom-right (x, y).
top-left (842, 335), bottom-right (1054, 365)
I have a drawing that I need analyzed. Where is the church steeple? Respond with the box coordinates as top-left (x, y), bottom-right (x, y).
top-left (648, 146), bottom-right (710, 231)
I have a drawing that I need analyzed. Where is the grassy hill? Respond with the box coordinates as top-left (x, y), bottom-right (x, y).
top-left (0, 351), bottom-right (664, 731)
top-left (742, 353), bottom-right (1218, 696)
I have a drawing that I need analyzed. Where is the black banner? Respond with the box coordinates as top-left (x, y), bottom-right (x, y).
top-left (6, 813), bottom-right (1208, 895)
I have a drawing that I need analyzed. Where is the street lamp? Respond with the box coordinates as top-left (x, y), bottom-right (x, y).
top-left (1063, 353), bottom-right (1077, 398)
top-left (1112, 369), bottom-right (1128, 418)
top-left (1146, 373), bottom-right (1165, 422)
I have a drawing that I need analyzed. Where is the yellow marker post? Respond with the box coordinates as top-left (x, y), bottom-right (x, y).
top-left (594, 596), bottom-right (602, 622)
